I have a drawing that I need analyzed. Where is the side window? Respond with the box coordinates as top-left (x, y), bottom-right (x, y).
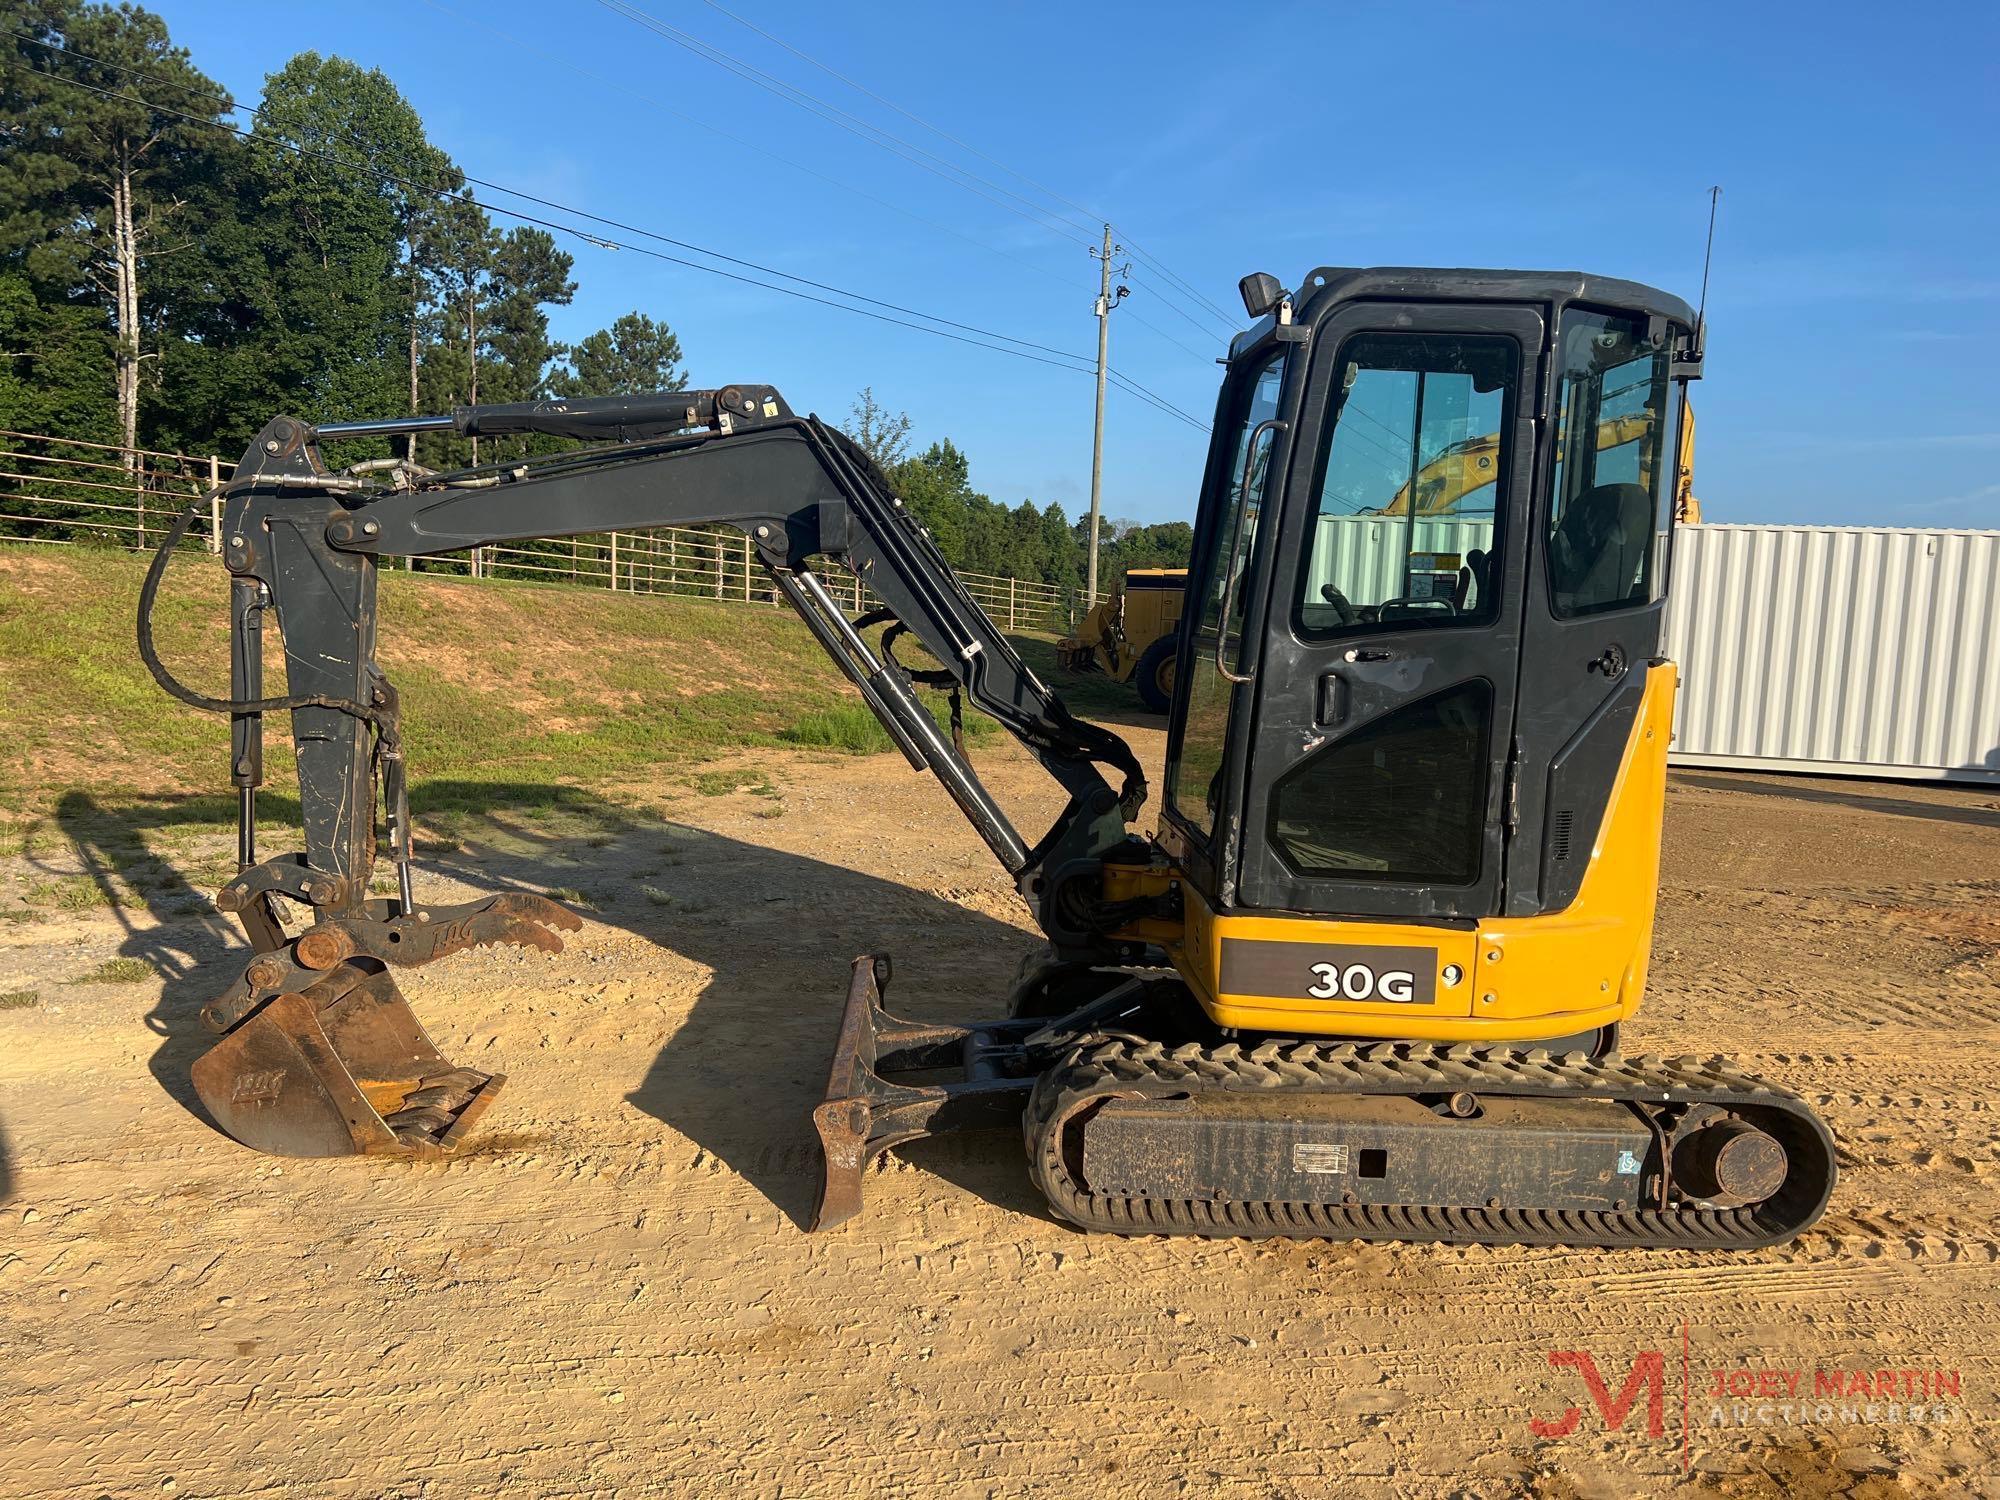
top-left (1166, 350), bottom-right (1285, 840)
top-left (1295, 333), bottom-right (1516, 636)
top-left (1548, 310), bottom-right (1675, 617)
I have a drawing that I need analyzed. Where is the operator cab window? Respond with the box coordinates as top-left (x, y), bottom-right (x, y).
top-left (1168, 350), bottom-right (1285, 841)
top-left (1546, 309), bottom-right (1677, 617)
top-left (1294, 333), bottom-right (1516, 637)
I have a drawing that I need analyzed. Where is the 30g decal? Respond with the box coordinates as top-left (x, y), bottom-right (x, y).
top-left (1218, 938), bottom-right (1439, 1005)
top-left (1306, 960), bottom-right (1418, 1004)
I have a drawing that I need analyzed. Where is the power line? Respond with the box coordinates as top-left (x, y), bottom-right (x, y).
top-left (1122, 238), bottom-right (1239, 328)
top-left (680, 0), bottom-right (1238, 336)
top-left (594, 0), bottom-right (1093, 246)
top-left (1124, 250), bottom-right (1240, 337)
top-left (1121, 306), bottom-right (1217, 363)
top-left (12, 48), bottom-right (1208, 430)
top-left (421, 2), bottom-right (1087, 306)
top-left (435, 5), bottom-right (1224, 374)
top-left (1107, 370), bottom-right (1209, 433)
top-left (694, 0), bottom-right (1102, 237)
top-left (7, 29), bottom-right (1085, 361)
top-left (429, 0), bottom-right (1239, 402)
top-left (15, 60), bottom-right (1098, 374)
top-left (1124, 266), bottom-right (1239, 343)
top-left (13, 10), bottom-right (1094, 332)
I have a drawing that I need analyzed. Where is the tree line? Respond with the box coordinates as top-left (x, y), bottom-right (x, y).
top-left (0, 1), bottom-right (1190, 595)
top-left (842, 389), bottom-right (1192, 593)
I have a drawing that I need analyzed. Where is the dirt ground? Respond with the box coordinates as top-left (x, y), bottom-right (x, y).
top-left (2, 722), bottom-right (1997, 1498)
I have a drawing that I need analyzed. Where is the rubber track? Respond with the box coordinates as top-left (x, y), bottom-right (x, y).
top-left (1023, 1039), bottom-right (1837, 1249)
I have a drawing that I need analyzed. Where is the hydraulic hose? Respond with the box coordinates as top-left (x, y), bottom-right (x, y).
top-left (135, 495), bottom-right (397, 745)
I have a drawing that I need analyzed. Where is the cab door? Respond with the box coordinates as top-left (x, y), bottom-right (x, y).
top-left (1232, 302), bottom-right (1547, 921)
top-left (1502, 304), bottom-right (1682, 916)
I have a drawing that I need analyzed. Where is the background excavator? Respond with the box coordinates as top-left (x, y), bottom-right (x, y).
top-left (139, 264), bottom-right (1833, 1250)
top-left (1379, 405), bottom-right (1702, 521)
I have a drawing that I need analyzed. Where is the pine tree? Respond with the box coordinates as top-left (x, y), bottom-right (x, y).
top-left (0, 1), bottom-right (234, 474)
top-left (245, 52), bottom-right (458, 440)
top-left (842, 387), bottom-right (912, 469)
top-left (554, 312), bottom-right (687, 396)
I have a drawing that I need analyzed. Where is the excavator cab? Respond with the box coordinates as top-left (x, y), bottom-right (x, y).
top-left (143, 266), bottom-right (1834, 1251)
top-left (1161, 270), bottom-right (1692, 1037)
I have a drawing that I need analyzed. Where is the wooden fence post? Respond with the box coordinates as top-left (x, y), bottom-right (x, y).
top-left (609, 532), bottom-right (619, 592)
top-left (208, 456), bottom-right (222, 553)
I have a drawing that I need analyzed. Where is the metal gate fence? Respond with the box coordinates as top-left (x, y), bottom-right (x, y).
top-left (0, 429), bottom-right (1070, 632)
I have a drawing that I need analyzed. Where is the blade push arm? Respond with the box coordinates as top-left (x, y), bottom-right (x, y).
top-left (211, 387), bottom-right (1151, 956)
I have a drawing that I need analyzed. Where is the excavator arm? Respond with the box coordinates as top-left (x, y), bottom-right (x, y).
top-left (141, 387), bottom-right (1154, 1169)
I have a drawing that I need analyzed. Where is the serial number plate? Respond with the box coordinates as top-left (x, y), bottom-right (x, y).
top-left (1293, 1143), bottom-right (1350, 1175)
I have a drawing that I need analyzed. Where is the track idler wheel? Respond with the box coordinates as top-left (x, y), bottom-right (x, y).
top-left (1671, 1113), bottom-right (1788, 1207)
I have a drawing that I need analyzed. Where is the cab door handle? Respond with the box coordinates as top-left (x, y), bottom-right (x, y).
top-left (1317, 673), bottom-right (1349, 726)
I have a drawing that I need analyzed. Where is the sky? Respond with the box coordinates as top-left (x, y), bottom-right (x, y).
top-left (157, 0), bottom-right (2000, 530)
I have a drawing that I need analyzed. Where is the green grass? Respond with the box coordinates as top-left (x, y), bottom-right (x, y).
top-left (688, 768), bottom-right (775, 797)
top-left (781, 699), bottom-right (1001, 754)
top-left (0, 550), bottom-right (1032, 822)
top-left (782, 704), bottom-right (894, 752)
top-left (640, 885), bottom-right (708, 913)
top-left (23, 874), bottom-right (117, 911)
top-left (0, 989), bottom-right (38, 1009)
top-left (68, 957), bottom-right (153, 984)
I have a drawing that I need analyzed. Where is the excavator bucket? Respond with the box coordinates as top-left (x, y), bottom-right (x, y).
top-left (191, 961), bottom-right (505, 1158)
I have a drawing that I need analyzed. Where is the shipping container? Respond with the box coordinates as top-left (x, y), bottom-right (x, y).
top-left (1663, 524), bottom-right (2000, 784)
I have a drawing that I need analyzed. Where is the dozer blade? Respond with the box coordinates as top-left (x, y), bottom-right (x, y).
top-left (191, 963), bottom-right (504, 1158)
top-left (810, 955), bottom-right (1044, 1231)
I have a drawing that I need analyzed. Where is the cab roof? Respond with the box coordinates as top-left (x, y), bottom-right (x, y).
top-left (1231, 266), bottom-right (1697, 359)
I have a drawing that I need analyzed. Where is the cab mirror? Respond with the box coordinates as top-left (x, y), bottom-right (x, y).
top-left (1239, 272), bottom-right (1286, 319)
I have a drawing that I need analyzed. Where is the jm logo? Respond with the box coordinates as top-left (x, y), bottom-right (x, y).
top-left (1530, 1349), bottom-right (1668, 1439)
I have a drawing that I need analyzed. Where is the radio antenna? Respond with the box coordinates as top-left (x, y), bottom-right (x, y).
top-left (1695, 185), bottom-right (1721, 350)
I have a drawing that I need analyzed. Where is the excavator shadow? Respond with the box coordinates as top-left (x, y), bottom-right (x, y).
top-left (53, 779), bottom-right (1056, 1231)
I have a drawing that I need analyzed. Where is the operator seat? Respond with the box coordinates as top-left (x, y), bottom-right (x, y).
top-left (1455, 547), bottom-right (1491, 611)
top-left (1552, 482), bottom-right (1650, 612)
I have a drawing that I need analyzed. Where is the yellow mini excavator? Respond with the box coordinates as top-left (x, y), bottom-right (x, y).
top-left (139, 265), bottom-right (1832, 1249)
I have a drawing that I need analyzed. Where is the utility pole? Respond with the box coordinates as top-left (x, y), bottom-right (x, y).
top-left (466, 290), bottom-right (482, 579)
top-left (1086, 224), bottom-right (1127, 608)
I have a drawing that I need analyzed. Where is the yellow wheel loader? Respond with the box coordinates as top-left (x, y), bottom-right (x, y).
top-left (138, 265), bottom-right (1831, 1249)
top-left (1056, 566), bottom-right (1186, 711)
